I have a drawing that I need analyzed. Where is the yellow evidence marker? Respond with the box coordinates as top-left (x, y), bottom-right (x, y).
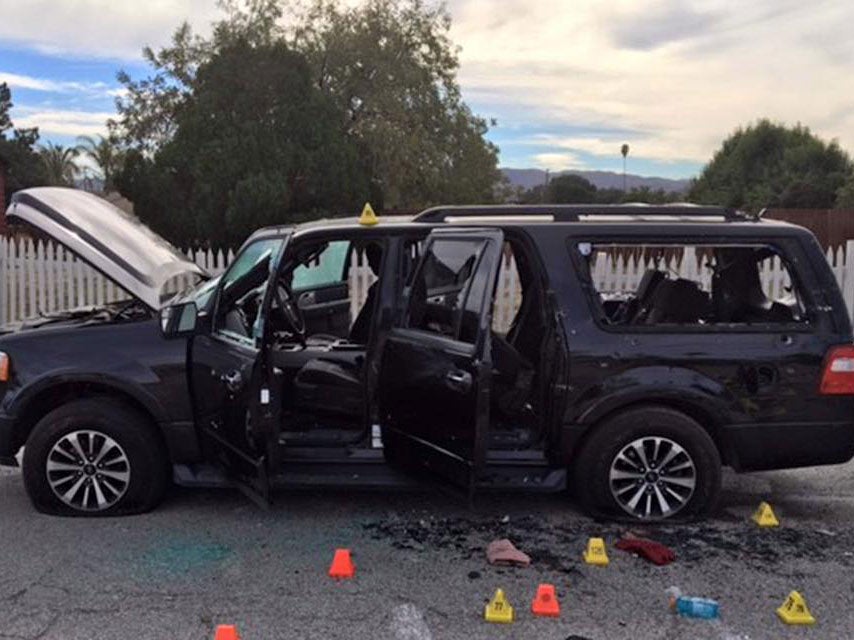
top-left (359, 202), bottom-right (379, 226)
top-left (751, 501), bottom-right (780, 527)
top-left (484, 588), bottom-right (515, 624)
top-left (583, 537), bottom-right (610, 566)
top-left (777, 591), bottom-right (816, 625)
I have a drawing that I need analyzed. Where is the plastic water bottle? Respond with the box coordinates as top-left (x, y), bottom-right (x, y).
top-left (666, 587), bottom-right (720, 619)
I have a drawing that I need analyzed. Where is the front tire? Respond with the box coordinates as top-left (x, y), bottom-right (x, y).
top-left (573, 406), bottom-right (721, 521)
top-left (23, 398), bottom-right (170, 516)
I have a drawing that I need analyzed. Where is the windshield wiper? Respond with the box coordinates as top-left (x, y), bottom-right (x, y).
top-left (23, 307), bottom-right (107, 328)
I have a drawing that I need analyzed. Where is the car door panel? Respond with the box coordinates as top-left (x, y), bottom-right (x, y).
top-left (296, 282), bottom-right (351, 336)
top-left (189, 236), bottom-right (286, 505)
top-left (378, 228), bottom-right (504, 492)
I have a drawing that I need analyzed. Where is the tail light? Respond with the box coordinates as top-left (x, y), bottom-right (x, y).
top-left (820, 345), bottom-right (854, 395)
top-left (0, 353), bottom-right (9, 382)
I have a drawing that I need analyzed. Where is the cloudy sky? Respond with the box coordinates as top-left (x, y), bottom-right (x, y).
top-left (0, 0), bottom-right (852, 179)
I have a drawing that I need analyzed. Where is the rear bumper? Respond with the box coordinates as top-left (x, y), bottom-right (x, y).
top-left (722, 421), bottom-right (854, 471)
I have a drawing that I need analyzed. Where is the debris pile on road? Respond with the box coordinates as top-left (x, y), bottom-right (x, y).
top-left (364, 510), bottom-right (853, 572)
top-left (354, 502), bottom-right (853, 630)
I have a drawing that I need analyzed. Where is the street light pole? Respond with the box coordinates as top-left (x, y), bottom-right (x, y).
top-left (621, 144), bottom-right (630, 193)
top-left (543, 169), bottom-right (550, 203)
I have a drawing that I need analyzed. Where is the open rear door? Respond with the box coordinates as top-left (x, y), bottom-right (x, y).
top-left (378, 228), bottom-right (503, 495)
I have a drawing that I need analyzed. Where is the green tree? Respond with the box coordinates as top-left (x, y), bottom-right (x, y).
top-left (288, 0), bottom-right (501, 207)
top-left (835, 175), bottom-right (854, 209)
top-left (76, 134), bottom-right (125, 192)
top-left (116, 39), bottom-right (369, 247)
top-left (598, 186), bottom-right (683, 204)
top-left (547, 174), bottom-right (597, 203)
top-left (519, 174), bottom-right (597, 204)
top-left (689, 120), bottom-right (854, 211)
top-left (113, 0), bottom-right (501, 224)
top-left (38, 143), bottom-right (80, 186)
top-left (0, 83), bottom-right (45, 205)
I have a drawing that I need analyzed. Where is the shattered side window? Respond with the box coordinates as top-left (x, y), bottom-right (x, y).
top-left (407, 238), bottom-right (488, 342)
top-left (579, 242), bottom-right (808, 328)
top-left (292, 241), bottom-right (350, 290)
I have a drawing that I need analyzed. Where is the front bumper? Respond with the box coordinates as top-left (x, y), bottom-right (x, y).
top-left (0, 413), bottom-right (19, 466)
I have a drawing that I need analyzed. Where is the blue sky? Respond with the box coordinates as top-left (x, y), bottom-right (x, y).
top-left (2, 0), bottom-right (853, 180)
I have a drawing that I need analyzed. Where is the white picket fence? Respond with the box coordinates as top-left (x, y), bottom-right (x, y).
top-left (2, 237), bottom-right (854, 329)
top-left (0, 238), bottom-right (235, 326)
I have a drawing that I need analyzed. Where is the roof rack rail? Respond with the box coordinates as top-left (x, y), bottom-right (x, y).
top-left (413, 204), bottom-right (748, 223)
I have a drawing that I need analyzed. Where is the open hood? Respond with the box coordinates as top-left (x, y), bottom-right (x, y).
top-left (7, 187), bottom-right (206, 310)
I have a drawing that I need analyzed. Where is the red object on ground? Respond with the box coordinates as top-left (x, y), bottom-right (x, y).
top-left (328, 548), bottom-right (356, 579)
top-left (214, 625), bottom-right (241, 640)
top-left (614, 538), bottom-right (676, 565)
top-left (531, 583), bottom-right (561, 617)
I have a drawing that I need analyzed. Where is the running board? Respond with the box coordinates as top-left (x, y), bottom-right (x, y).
top-left (173, 460), bottom-right (567, 493)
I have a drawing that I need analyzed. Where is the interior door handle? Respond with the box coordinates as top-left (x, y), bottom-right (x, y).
top-left (298, 291), bottom-right (316, 307)
top-left (221, 370), bottom-right (244, 393)
top-left (445, 370), bottom-right (473, 393)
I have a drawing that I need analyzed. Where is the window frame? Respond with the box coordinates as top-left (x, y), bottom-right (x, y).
top-left (568, 234), bottom-right (818, 335)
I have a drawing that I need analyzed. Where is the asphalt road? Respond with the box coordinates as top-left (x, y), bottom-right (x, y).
top-left (1, 461), bottom-right (854, 640)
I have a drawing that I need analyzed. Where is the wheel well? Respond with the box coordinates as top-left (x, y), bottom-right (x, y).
top-left (14, 382), bottom-right (165, 453)
top-left (574, 399), bottom-right (730, 466)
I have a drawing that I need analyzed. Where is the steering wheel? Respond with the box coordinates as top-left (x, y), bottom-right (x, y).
top-left (273, 281), bottom-right (306, 338)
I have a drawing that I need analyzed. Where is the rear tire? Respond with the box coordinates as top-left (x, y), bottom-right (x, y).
top-left (23, 398), bottom-right (170, 516)
top-left (573, 406), bottom-right (721, 521)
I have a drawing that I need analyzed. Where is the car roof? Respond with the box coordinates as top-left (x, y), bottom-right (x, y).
top-left (244, 204), bottom-right (810, 241)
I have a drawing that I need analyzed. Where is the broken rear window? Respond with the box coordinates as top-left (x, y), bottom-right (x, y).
top-left (577, 242), bottom-right (809, 328)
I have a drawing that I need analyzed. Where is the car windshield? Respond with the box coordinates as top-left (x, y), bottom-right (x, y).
top-left (167, 275), bottom-right (220, 311)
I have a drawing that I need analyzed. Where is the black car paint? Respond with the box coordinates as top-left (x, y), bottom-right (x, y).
top-left (534, 223), bottom-right (854, 471)
top-left (1, 213), bottom-right (853, 486)
top-left (0, 318), bottom-right (199, 465)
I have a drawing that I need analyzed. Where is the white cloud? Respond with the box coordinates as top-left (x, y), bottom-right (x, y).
top-left (449, 0), bottom-right (854, 169)
top-left (532, 152), bottom-right (586, 171)
top-left (0, 0), bottom-right (220, 60)
top-left (0, 71), bottom-right (117, 97)
top-left (2, 0), bottom-right (854, 173)
top-left (525, 134), bottom-right (701, 165)
top-left (13, 108), bottom-right (112, 137)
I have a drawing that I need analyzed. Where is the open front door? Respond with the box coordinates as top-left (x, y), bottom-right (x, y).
top-left (378, 228), bottom-right (504, 494)
top-left (189, 237), bottom-right (287, 507)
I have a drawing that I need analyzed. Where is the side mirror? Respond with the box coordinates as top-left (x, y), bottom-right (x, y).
top-left (160, 302), bottom-right (199, 339)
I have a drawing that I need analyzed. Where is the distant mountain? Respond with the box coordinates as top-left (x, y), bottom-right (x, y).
top-left (502, 168), bottom-right (691, 194)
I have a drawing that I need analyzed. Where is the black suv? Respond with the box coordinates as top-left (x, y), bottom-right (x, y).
top-left (2, 187), bottom-right (853, 521)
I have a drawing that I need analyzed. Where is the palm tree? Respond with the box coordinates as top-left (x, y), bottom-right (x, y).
top-left (39, 143), bottom-right (80, 186)
top-left (76, 134), bottom-right (124, 192)
top-left (621, 143), bottom-right (630, 192)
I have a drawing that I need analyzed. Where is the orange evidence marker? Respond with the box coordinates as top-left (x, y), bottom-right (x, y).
top-left (531, 583), bottom-right (561, 618)
top-left (328, 548), bottom-right (356, 579)
top-left (214, 625), bottom-right (241, 640)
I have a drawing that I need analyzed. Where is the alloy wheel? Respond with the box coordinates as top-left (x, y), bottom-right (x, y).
top-left (45, 430), bottom-right (131, 512)
top-left (608, 436), bottom-right (696, 520)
